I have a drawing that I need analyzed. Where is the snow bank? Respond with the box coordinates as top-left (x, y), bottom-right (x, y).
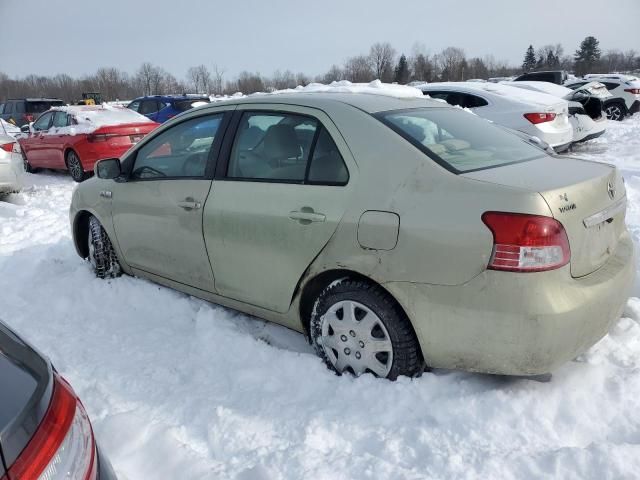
top-left (269, 80), bottom-right (425, 99)
top-left (2, 117), bottom-right (640, 479)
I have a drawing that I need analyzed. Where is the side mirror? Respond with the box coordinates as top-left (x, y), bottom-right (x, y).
top-left (20, 124), bottom-right (31, 134)
top-left (95, 158), bottom-right (122, 179)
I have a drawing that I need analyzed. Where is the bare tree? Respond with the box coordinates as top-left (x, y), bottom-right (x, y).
top-left (187, 65), bottom-right (212, 93)
top-left (235, 71), bottom-right (265, 94)
top-left (438, 47), bottom-right (466, 81)
top-left (369, 42), bottom-right (396, 82)
top-left (343, 55), bottom-right (374, 82)
top-left (211, 65), bottom-right (225, 95)
top-left (320, 65), bottom-right (344, 83)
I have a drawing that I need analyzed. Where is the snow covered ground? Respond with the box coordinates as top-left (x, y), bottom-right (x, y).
top-left (1, 117), bottom-right (640, 480)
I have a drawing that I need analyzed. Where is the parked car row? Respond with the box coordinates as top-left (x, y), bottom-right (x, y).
top-left (512, 70), bottom-right (640, 121)
top-left (65, 90), bottom-right (633, 382)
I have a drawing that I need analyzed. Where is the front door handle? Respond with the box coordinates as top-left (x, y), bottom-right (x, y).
top-left (177, 198), bottom-right (202, 210)
top-left (289, 209), bottom-right (326, 223)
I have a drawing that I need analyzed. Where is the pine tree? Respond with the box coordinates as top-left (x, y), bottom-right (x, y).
top-left (574, 36), bottom-right (601, 76)
top-left (522, 45), bottom-right (537, 72)
top-left (394, 54), bottom-right (410, 84)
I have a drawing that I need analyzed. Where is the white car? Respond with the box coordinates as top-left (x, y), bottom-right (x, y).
top-left (504, 80), bottom-right (610, 143)
top-left (0, 134), bottom-right (24, 196)
top-left (567, 74), bottom-right (640, 121)
top-left (417, 82), bottom-right (573, 151)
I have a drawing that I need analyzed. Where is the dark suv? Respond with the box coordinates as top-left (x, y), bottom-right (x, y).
top-left (513, 70), bottom-right (569, 85)
top-left (0, 98), bottom-right (65, 127)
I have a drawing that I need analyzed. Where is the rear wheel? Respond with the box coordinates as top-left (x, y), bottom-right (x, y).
top-left (310, 280), bottom-right (423, 380)
top-left (22, 150), bottom-right (37, 173)
top-left (88, 216), bottom-right (121, 279)
top-left (66, 150), bottom-right (88, 182)
top-left (605, 102), bottom-right (626, 121)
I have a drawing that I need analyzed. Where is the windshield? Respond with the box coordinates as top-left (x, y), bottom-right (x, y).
top-left (377, 108), bottom-right (546, 173)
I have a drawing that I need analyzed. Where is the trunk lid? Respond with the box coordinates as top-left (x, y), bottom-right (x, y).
top-left (464, 156), bottom-right (626, 277)
top-left (0, 321), bottom-right (53, 469)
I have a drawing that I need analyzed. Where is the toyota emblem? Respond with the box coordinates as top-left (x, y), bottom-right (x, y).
top-left (608, 181), bottom-right (616, 200)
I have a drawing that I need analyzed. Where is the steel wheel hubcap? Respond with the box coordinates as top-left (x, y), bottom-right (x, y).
top-left (319, 300), bottom-right (393, 377)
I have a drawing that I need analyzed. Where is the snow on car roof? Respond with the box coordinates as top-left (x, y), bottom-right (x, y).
top-left (419, 81), bottom-right (565, 107)
top-left (502, 81), bottom-right (573, 98)
top-left (51, 104), bottom-right (153, 128)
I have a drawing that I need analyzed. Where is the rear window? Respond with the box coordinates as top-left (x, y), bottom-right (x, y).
top-left (173, 99), bottom-right (210, 112)
top-left (26, 101), bottom-right (64, 113)
top-left (378, 108), bottom-right (545, 173)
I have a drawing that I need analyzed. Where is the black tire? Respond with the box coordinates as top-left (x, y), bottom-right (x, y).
top-left (66, 150), bottom-right (89, 182)
top-left (605, 102), bottom-right (627, 121)
top-left (310, 279), bottom-right (424, 380)
top-left (22, 150), bottom-right (37, 173)
top-left (88, 216), bottom-right (122, 279)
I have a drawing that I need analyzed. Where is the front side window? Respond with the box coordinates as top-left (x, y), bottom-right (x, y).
top-left (32, 112), bottom-right (54, 131)
top-left (131, 114), bottom-right (223, 180)
top-left (379, 108), bottom-right (545, 173)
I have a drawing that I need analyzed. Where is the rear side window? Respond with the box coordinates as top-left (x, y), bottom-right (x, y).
top-left (15, 102), bottom-right (25, 114)
top-left (3, 102), bottom-right (13, 114)
top-left (601, 82), bottom-right (619, 91)
top-left (174, 99), bottom-right (210, 112)
top-left (52, 111), bottom-right (68, 128)
top-left (227, 111), bottom-right (348, 185)
top-left (378, 108), bottom-right (545, 173)
top-left (307, 128), bottom-right (348, 184)
top-left (139, 100), bottom-right (161, 115)
top-left (128, 100), bottom-right (141, 112)
top-left (26, 102), bottom-right (57, 113)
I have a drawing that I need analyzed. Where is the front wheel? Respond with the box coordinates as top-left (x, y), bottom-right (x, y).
top-left (67, 150), bottom-right (89, 182)
top-left (310, 280), bottom-right (423, 380)
top-left (605, 103), bottom-right (626, 121)
top-left (22, 150), bottom-right (37, 173)
top-left (88, 216), bottom-right (122, 279)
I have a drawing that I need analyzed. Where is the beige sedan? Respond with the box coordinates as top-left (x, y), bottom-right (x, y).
top-left (70, 93), bottom-right (634, 379)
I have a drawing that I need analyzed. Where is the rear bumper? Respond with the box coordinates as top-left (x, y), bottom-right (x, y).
top-left (574, 128), bottom-right (606, 144)
top-left (552, 141), bottom-right (572, 153)
top-left (0, 160), bottom-right (23, 193)
top-left (385, 231), bottom-right (635, 376)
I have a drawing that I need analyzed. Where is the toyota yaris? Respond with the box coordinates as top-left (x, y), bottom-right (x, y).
top-left (70, 93), bottom-right (634, 380)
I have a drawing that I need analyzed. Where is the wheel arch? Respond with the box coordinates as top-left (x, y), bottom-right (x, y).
top-left (297, 268), bottom-right (413, 339)
top-left (72, 209), bottom-right (93, 258)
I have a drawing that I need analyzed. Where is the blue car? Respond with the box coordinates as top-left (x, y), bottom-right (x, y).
top-left (127, 95), bottom-right (210, 123)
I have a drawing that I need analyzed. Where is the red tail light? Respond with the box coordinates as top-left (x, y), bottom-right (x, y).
top-left (624, 88), bottom-right (640, 95)
top-left (7, 374), bottom-right (97, 480)
top-left (523, 112), bottom-right (557, 124)
top-left (482, 212), bottom-right (570, 272)
top-left (87, 133), bottom-right (117, 143)
top-left (1, 142), bottom-right (15, 152)
top-left (24, 114), bottom-right (34, 123)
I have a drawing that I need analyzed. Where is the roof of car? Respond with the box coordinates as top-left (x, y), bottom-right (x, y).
top-left (7, 98), bottom-right (63, 102)
top-left (131, 94), bottom-right (210, 101)
top-left (201, 92), bottom-right (443, 114)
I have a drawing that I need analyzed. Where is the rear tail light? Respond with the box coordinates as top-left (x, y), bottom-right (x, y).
top-left (1, 142), bottom-right (15, 153)
top-left (523, 112), bottom-right (557, 124)
top-left (482, 212), bottom-right (570, 272)
top-left (7, 374), bottom-right (97, 480)
top-left (87, 133), bottom-right (117, 143)
top-left (624, 88), bottom-right (640, 95)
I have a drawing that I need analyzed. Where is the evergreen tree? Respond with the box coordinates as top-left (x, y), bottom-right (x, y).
top-left (522, 45), bottom-right (537, 72)
top-left (574, 36), bottom-right (601, 76)
top-left (394, 54), bottom-right (410, 84)
top-left (546, 50), bottom-right (559, 68)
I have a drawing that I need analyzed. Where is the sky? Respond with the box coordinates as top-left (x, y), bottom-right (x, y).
top-left (1, 0), bottom-right (638, 80)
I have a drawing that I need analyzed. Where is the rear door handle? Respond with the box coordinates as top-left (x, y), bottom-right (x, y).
top-left (177, 198), bottom-right (202, 210)
top-left (289, 209), bottom-right (326, 223)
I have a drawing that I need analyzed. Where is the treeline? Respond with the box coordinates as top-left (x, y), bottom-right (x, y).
top-left (1, 36), bottom-right (638, 103)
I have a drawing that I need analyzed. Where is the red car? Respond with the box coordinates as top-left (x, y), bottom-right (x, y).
top-left (20, 105), bottom-right (159, 182)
